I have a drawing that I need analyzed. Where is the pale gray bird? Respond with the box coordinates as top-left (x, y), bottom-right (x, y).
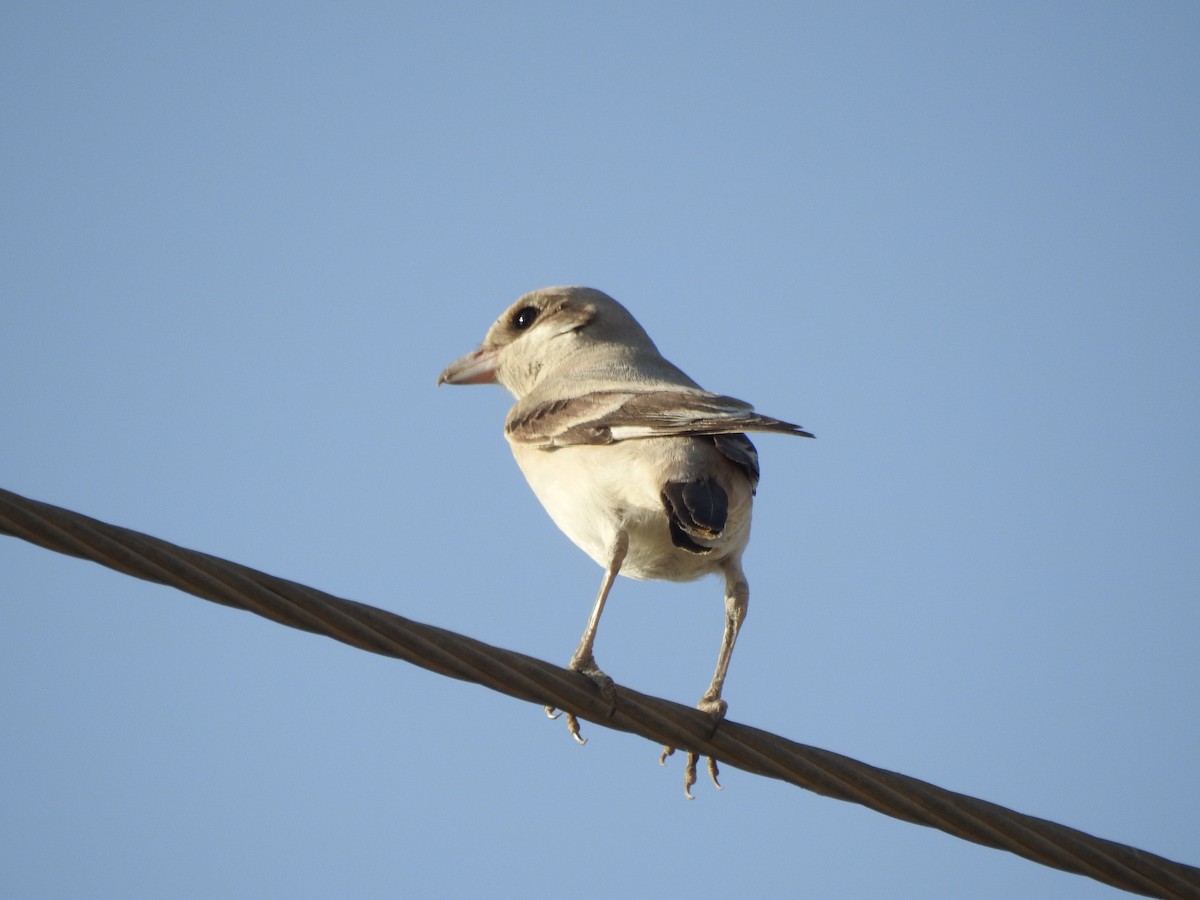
top-left (438, 286), bottom-right (812, 796)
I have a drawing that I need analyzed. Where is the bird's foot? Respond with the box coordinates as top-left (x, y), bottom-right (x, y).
top-left (659, 692), bottom-right (728, 798)
top-left (569, 655), bottom-right (617, 710)
top-left (544, 655), bottom-right (617, 746)
top-left (696, 691), bottom-right (728, 728)
top-left (659, 747), bottom-right (722, 799)
top-left (543, 705), bottom-right (589, 745)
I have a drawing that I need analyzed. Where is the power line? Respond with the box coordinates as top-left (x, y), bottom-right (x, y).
top-left (2, 486), bottom-right (1196, 899)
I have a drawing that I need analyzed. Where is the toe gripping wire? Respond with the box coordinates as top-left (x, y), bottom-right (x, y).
top-left (2, 487), bottom-right (1197, 900)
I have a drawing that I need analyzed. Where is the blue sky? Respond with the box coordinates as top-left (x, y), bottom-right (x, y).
top-left (2, 3), bottom-right (1197, 897)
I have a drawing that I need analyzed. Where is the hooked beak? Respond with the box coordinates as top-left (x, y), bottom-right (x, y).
top-left (437, 347), bottom-right (500, 386)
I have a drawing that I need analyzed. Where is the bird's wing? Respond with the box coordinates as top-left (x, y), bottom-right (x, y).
top-left (505, 389), bottom-right (814, 448)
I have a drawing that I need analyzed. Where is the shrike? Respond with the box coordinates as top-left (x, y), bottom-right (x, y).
top-left (438, 286), bottom-right (812, 796)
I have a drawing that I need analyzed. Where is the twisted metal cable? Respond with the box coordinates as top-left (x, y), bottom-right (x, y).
top-left (2, 486), bottom-right (1196, 899)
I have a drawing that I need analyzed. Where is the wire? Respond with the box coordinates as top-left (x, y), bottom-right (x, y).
top-left (2, 486), bottom-right (1197, 899)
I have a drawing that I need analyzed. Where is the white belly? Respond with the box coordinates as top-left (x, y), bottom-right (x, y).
top-left (508, 436), bottom-right (753, 582)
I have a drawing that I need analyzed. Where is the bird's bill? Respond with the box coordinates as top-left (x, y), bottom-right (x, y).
top-left (437, 347), bottom-right (500, 385)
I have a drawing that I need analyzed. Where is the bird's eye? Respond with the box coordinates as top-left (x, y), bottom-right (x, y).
top-left (512, 306), bottom-right (539, 330)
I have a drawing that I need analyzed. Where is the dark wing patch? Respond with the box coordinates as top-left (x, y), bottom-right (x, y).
top-left (661, 478), bottom-right (728, 554)
top-left (505, 392), bottom-right (632, 446)
top-left (712, 433), bottom-right (760, 489)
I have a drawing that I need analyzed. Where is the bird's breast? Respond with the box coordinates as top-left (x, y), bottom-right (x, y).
top-left (508, 436), bottom-right (753, 582)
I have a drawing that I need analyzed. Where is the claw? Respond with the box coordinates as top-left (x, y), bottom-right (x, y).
top-left (545, 705), bottom-right (587, 744)
top-left (663, 745), bottom-right (721, 797)
top-left (683, 752), bottom-right (698, 800)
top-left (547, 657), bottom-right (618, 746)
top-left (565, 712), bottom-right (587, 745)
top-left (708, 756), bottom-right (722, 790)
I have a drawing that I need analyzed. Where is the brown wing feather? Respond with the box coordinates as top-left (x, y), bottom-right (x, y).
top-left (506, 389), bottom-right (813, 448)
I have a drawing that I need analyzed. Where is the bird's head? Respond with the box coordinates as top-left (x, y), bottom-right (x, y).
top-left (437, 286), bottom-right (662, 399)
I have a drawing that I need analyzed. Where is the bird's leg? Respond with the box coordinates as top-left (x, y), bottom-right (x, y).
top-left (546, 529), bottom-right (628, 745)
top-left (698, 570), bottom-right (748, 721)
top-left (661, 563), bottom-right (748, 797)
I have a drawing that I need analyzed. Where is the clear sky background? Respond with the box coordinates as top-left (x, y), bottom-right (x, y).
top-left (2, 4), bottom-right (1197, 898)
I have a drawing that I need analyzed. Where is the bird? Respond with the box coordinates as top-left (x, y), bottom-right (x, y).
top-left (438, 286), bottom-right (813, 796)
